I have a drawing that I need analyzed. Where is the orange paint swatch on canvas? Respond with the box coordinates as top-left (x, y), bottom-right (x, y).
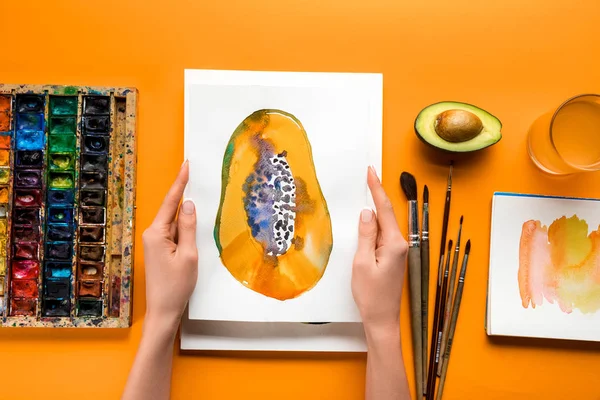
top-left (518, 215), bottom-right (600, 314)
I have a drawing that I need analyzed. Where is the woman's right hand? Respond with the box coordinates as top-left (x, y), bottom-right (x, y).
top-left (351, 166), bottom-right (408, 335)
top-left (141, 161), bottom-right (198, 332)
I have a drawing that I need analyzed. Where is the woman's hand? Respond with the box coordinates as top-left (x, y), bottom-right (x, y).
top-left (352, 166), bottom-right (408, 333)
top-left (141, 160), bottom-right (198, 331)
top-left (123, 161), bottom-right (199, 400)
top-left (352, 166), bottom-right (411, 400)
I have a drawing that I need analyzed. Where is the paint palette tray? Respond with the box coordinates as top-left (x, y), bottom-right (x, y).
top-left (0, 84), bottom-right (137, 328)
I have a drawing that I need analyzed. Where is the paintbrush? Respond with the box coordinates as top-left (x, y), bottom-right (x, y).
top-left (420, 185), bottom-right (430, 395)
top-left (425, 163), bottom-right (453, 398)
top-left (437, 216), bottom-right (463, 376)
top-left (436, 240), bottom-right (471, 400)
top-left (424, 248), bottom-right (441, 398)
top-left (426, 240), bottom-right (452, 400)
top-left (400, 171), bottom-right (423, 396)
top-left (427, 239), bottom-right (452, 399)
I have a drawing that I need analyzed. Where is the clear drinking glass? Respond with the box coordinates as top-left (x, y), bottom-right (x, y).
top-left (528, 94), bottom-right (600, 175)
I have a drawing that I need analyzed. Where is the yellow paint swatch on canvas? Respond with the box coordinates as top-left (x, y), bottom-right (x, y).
top-left (519, 215), bottom-right (600, 314)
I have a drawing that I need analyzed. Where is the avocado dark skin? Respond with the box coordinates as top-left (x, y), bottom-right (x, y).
top-left (414, 101), bottom-right (502, 153)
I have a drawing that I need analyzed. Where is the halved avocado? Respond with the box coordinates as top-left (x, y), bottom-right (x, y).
top-left (414, 101), bottom-right (502, 152)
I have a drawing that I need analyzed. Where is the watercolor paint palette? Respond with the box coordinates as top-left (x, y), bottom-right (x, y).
top-left (0, 84), bottom-right (137, 328)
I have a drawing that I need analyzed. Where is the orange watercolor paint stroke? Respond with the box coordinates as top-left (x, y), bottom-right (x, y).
top-left (518, 215), bottom-right (600, 314)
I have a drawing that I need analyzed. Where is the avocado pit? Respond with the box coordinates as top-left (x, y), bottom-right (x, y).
top-left (434, 109), bottom-right (483, 143)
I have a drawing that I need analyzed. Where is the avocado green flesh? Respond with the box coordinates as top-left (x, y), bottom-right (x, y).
top-left (415, 101), bottom-right (502, 152)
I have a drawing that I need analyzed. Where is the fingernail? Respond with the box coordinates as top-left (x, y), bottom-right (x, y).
top-left (182, 198), bottom-right (195, 215)
top-left (370, 165), bottom-right (380, 181)
top-left (181, 159), bottom-right (188, 168)
top-left (361, 208), bottom-right (373, 222)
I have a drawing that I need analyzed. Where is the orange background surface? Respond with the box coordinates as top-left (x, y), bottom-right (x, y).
top-left (1, 0), bottom-right (600, 399)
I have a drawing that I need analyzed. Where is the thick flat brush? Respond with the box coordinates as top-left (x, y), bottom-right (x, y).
top-left (400, 171), bottom-right (423, 396)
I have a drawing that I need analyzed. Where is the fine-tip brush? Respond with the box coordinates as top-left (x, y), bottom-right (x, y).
top-left (400, 171), bottom-right (423, 396)
top-left (420, 185), bottom-right (430, 394)
top-left (437, 216), bottom-right (463, 376)
top-left (436, 239), bottom-right (471, 400)
top-left (425, 162), bottom-right (453, 397)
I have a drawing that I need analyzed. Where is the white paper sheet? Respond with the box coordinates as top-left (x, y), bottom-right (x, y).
top-left (183, 69), bottom-right (382, 323)
top-left (487, 192), bottom-right (600, 342)
top-left (180, 314), bottom-right (367, 352)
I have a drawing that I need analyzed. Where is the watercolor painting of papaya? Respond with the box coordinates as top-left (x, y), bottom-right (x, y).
top-left (213, 109), bottom-right (333, 301)
top-left (518, 215), bottom-right (600, 314)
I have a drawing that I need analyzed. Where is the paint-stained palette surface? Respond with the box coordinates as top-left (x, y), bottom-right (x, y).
top-left (0, 84), bottom-right (137, 328)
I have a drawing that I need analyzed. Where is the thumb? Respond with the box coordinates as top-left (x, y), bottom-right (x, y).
top-left (177, 198), bottom-right (198, 253)
top-left (355, 207), bottom-right (378, 262)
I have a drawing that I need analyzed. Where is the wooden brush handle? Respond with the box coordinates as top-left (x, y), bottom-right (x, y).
top-left (425, 256), bottom-right (444, 398)
top-left (436, 271), bottom-right (467, 400)
top-left (436, 354), bottom-right (450, 400)
top-left (437, 302), bottom-right (453, 377)
top-left (437, 249), bottom-right (459, 376)
top-left (420, 240), bottom-right (429, 394)
top-left (408, 246), bottom-right (423, 396)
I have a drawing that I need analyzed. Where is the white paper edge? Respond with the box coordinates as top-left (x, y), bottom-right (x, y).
top-left (180, 311), bottom-right (367, 352)
top-left (486, 193), bottom-right (497, 334)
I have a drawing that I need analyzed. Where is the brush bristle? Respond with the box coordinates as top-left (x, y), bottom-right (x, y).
top-left (460, 215), bottom-right (463, 224)
top-left (400, 172), bottom-right (417, 201)
top-left (447, 239), bottom-right (453, 251)
top-left (465, 239), bottom-right (471, 254)
top-left (423, 185), bottom-right (429, 203)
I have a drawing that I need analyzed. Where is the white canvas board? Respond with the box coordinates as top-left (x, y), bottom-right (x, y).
top-left (180, 315), bottom-right (367, 352)
top-left (184, 69), bottom-right (382, 323)
top-left (487, 192), bottom-right (600, 341)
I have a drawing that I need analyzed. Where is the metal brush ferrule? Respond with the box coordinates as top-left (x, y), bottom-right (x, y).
top-left (408, 200), bottom-right (420, 247)
top-left (421, 203), bottom-right (429, 240)
top-left (459, 253), bottom-right (470, 280)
